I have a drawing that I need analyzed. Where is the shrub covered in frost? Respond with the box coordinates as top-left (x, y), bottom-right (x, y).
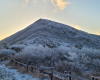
top-left (72, 48), bottom-right (100, 72)
top-left (9, 44), bottom-right (25, 53)
top-left (14, 45), bottom-right (82, 73)
top-left (13, 45), bottom-right (100, 75)
top-left (14, 45), bottom-right (71, 63)
top-left (0, 49), bottom-right (16, 57)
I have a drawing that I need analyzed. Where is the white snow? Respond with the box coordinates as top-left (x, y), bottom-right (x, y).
top-left (0, 60), bottom-right (40, 80)
top-left (0, 19), bottom-right (100, 49)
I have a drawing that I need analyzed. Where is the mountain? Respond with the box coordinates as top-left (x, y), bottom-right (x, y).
top-left (0, 19), bottom-right (100, 49)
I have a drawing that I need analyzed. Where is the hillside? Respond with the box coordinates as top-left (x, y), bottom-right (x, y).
top-left (0, 19), bottom-right (100, 49)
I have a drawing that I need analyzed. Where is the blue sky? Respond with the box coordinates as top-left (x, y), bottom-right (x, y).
top-left (0, 0), bottom-right (100, 40)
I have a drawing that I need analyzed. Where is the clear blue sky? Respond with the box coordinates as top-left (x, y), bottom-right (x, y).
top-left (0, 0), bottom-right (100, 40)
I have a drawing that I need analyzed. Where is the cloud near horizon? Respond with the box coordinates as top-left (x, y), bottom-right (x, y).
top-left (25, 0), bottom-right (70, 11)
top-left (51, 0), bottom-right (70, 11)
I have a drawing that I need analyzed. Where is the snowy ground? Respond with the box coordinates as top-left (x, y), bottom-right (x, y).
top-left (0, 60), bottom-right (89, 80)
top-left (0, 60), bottom-right (41, 80)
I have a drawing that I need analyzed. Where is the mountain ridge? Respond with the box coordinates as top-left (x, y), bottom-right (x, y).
top-left (0, 18), bottom-right (100, 49)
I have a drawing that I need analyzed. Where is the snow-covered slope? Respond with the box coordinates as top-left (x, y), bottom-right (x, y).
top-left (0, 19), bottom-right (100, 49)
top-left (0, 61), bottom-right (40, 80)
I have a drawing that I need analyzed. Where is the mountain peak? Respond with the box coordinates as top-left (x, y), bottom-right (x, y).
top-left (36, 18), bottom-right (49, 22)
top-left (34, 18), bottom-right (49, 25)
top-left (0, 19), bottom-right (100, 49)
top-left (35, 18), bottom-right (53, 24)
